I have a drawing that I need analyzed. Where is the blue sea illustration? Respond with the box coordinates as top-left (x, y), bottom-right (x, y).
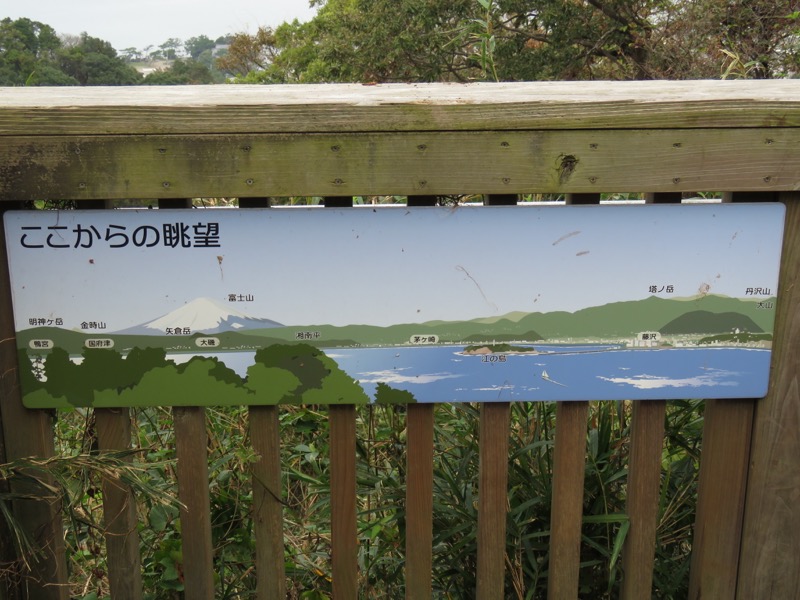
top-left (325, 345), bottom-right (771, 402)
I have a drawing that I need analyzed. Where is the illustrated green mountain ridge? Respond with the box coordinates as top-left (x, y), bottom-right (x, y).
top-left (508, 294), bottom-right (774, 339)
top-left (659, 311), bottom-right (762, 334)
top-left (18, 294), bottom-right (776, 351)
top-left (241, 294), bottom-right (775, 344)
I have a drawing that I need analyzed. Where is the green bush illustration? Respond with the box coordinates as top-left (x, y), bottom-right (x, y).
top-left (27, 342), bottom-right (370, 408)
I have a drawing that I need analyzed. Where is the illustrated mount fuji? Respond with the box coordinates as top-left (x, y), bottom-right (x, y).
top-left (116, 297), bottom-right (283, 335)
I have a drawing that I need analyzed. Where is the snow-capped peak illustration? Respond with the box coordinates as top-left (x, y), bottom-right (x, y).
top-left (117, 297), bottom-right (283, 335)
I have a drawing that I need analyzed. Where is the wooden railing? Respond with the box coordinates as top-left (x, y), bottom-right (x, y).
top-left (1, 81), bottom-right (799, 599)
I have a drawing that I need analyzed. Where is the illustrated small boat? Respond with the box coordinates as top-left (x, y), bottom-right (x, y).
top-left (541, 369), bottom-right (567, 387)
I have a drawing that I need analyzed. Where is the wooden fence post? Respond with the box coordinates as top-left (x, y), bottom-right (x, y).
top-left (95, 409), bottom-right (142, 600)
top-left (159, 198), bottom-right (216, 600)
top-left (547, 192), bottom-right (596, 600)
top-left (619, 192), bottom-right (675, 600)
top-left (404, 196), bottom-right (436, 600)
top-left (476, 194), bottom-right (515, 599)
top-left (240, 197), bottom-right (287, 600)
top-left (737, 191), bottom-right (800, 598)
top-left (324, 197), bottom-right (359, 599)
top-left (78, 199), bottom-right (144, 600)
top-left (0, 203), bottom-right (68, 600)
top-left (687, 192), bottom-right (772, 599)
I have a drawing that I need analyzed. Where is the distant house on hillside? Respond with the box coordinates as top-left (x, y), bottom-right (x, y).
top-left (212, 44), bottom-right (230, 57)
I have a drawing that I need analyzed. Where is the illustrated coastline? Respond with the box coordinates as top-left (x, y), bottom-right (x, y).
top-left (17, 293), bottom-right (777, 355)
top-left (14, 293), bottom-right (777, 410)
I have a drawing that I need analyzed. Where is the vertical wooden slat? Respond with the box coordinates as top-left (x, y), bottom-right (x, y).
top-left (159, 198), bottom-right (215, 599)
top-left (330, 404), bottom-right (358, 597)
top-left (0, 371), bottom-right (13, 600)
top-left (173, 407), bottom-right (215, 599)
top-left (323, 196), bottom-right (359, 597)
top-left (476, 402), bottom-right (511, 599)
top-left (239, 197), bottom-right (287, 600)
top-left (475, 194), bottom-right (515, 599)
top-left (688, 399), bottom-right (753, 599)
top-left (687, 192), bottom-right (768, 599)
top-left (0, 202), bottom-right (69, 600)
top-left (404, 195), bottom-right (436, 600)
top-left (619, 192), bottom-right (675, 600)
top-left (0, 203), bottom-right (18, 600)
top-left (546, 192), bottom-right (597, 599)
top-left (82, 199), bottom-right (143, 600)
top-left (405, 404), bottom-right (434, 599)
top-left (95, 409), bottom-right (142, 600)
top-left (547, 402), bottom-right (589, 600)
top-left (250, 406), bottom-right (285, 599)
top-left (620, 400), bottom-right (666, 600)
top-left (737, 191), bottom-right (800, 598)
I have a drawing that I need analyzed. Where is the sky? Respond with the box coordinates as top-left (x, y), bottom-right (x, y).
top-left (3, 204), bottom-right (786, 333)
top-left (5, 0), bottom-right (318, 52)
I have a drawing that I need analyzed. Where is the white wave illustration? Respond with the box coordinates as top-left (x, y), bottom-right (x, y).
top-left (597, 370), bottom-right (738, 390)
top-left (358, 370), bottom-right (462, 384)
top-left (473, 384), bottom-right (515, 392)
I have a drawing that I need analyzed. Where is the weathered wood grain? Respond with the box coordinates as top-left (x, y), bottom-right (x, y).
top-left (2, 128), bottom-right (796, 201)
top-left (173, 406), bottom-right (215, 600)
top-left (323, 196), bottom-right (359, 598)
top-left (0, 81), bottom-right (798, 135)
top-left (687, 192), bottom-right (762, 599)
top-left (0, 202), bottom-right (18, 600)
top-left (688, 399), bottom-right (753, 600)
top-left (160, 198), bottom-right (215, 599)
top-left (0, 203), bottom-right (68, 600)
top-left (83, 198), bottom-right (143, 600)
top-left (737, 192), bottom-right (800, 598)
top-left (475, 194), bottom-right (515, 599)
top-left (476, 402), bottom-right (511, 599)
top-left (0, 352), bottom-right (12, 600)
top-left (249, 405), bottom-right (285, 600)
top-left (329, 404), bottom-right (358, 598)
top-left (620, 400), bottom-right (666, 600)
top-left (619, 191), bottom-right (677, 600)
top-left (547, 191), bottom-right (596, 600)
top-left (547, 401), bottom-right (589, 600)
top-left (405, 404), bottom-right (434, 600)
top-left (95, 408), bottom-right (142, 600)
top-left (404, 194), bottom-right (436, 600)
top-left (238, 198), bottom-right (287, 600)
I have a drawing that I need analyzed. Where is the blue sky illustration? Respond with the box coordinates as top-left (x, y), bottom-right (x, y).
top-left (3, 203), bottom-right (785, 332)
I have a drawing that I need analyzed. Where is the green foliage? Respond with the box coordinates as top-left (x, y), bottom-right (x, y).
top-left (143, 59), bottom-right (217, 84)
top-left (3, 393), bottom-right (702, 597)
top-left (29, 343), bottom-right (368, 408)
top-left (374, 382), bottom-right (417, 404)
top-left (0, 19), bottom-right (140, 86)
top-left (185, 35), bottom-right (216, 59)
top-left (56, 34), bottom-right (141, 85)
top-left (221, 0), bottom-right (799, 83)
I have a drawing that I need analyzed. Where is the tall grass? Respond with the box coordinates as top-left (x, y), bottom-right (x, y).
top-left (1, 399), bottom-right (702, 598)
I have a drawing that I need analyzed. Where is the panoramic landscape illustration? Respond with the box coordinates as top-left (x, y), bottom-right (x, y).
top-left (4, 203), bottom-right (785, 408)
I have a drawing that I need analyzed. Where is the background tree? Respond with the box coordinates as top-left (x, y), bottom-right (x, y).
top-left (216, 26), bottom-right (280, 77)
top-left (143, 58), bottom-right (216, 84)
top-left (221, 0), bottom-right (799, 83)
top-left (0, 17), bottom-right (76, 85)
top-left (158, 37), bottom-right (183, 60)
top-left (185, 35), bottom-right (215, 59)
top-left (56, 33), bottom-right (141, 85)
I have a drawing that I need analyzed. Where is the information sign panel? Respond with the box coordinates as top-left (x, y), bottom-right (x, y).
top-left (3, 204), bottom-right (785, 408)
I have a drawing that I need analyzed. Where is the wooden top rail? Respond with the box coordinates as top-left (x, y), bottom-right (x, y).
top-left (2, 81), bottom-right (800, 200)
top-left (1, 85), bottom-right (798, 200)
top-left (1, 80), bottom-right (800, 599)
top-left (1, 80), bottom-right (799, 135)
